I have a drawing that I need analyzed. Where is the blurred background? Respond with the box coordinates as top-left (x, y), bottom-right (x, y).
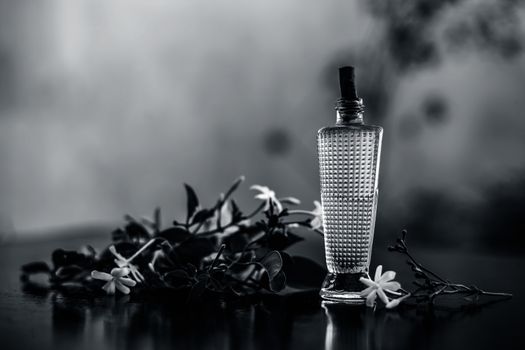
top-left (0, 0), bottom-right (524, 253)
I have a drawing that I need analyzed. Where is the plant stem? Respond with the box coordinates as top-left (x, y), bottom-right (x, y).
top-left (404, 249), bottom-right (449, 284)
top-left (127, 237), bottom-right (165, 262)
top-left (197, 202), bottom-right (265, 238)
top-left (284, 221), bottom-right (324, 236)
top-left (244, 201), bottom-right (266, 219)
top-left (208, 244), bottom-right (226, 272)
top-left (287, 210), bottom-right (315, 216)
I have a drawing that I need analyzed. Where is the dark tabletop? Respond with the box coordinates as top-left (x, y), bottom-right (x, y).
top-left (0, 232), bottom-right (523, 350)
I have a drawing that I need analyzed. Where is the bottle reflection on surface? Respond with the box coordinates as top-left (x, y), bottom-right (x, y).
top-left (322, 301), bottom-right (376, 350)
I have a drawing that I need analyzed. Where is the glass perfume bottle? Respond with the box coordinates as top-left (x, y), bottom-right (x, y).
top-left (317, 66), bottom-right (383, 303)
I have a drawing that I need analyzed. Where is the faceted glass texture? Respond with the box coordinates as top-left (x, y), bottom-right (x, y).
top-left (317, 124), bottom-right (383, 274)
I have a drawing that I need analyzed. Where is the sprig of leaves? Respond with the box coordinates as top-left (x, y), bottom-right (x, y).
top-left (21, 176), bottom-right (325, 300)
top-left (388, 230), bottom-right (513, 304)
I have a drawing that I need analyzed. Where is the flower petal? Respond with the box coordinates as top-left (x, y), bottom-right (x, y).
top-left (374, 265), bottom-right (383, 281)
top-left (148, 262), bottom-right (156, 273)
top-left (114, 259), bottom-right (127, 268)
top-left (130, 267), bottom-right (144, 282)
top-left (119, 277), bottom-right (137, 287)
top-left (255, 194), bottom-right (270, 200)
top-left (114, 280), bottom-right (130, 294)
top-left (91, 270), bottom-right (112, 281)
top-left (386, 293), bottom-right (411, 309)
top-left (377, 288), bottom-right (390, 304)
top-left (102, 280), bottom-right (116, 295)
top-left (385, 299), bottom-right (401, 309)
top-left (365, 289), bottom-right (377, 307)
top-left (273, 199), bottom-right (283, 213)
top-left (279, 197), bottom-right (301, 205)
top-left (381, 281), bottom-right (401, 292)
top-left (250, 185), bottom-right (268, 193)
top-left (359, 286), bottom-right (374, 297)
top-left (309, 217), bottom-right (322, 230)
top-left (109, 245), bottom-right (120, 257)
top-left (111, 267), bottom-right (130, 278)
top-left (359, 277), bottom-right (377, 288)
top-left (378, 270), bottom-right (396, 283)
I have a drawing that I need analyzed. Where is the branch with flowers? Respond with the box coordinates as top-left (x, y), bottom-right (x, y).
top-left (21, 176), bottom-right (326, 299)
top-left (358, 230), bottom-right (512, 310)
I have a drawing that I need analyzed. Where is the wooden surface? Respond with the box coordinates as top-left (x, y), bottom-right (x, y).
top-left (0, 233), bottom-right (523, 350)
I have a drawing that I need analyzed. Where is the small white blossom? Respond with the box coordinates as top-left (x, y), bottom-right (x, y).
top-left (109, 245), bottom-right (145, 282)
top-left (359, 265), bottom-right (407, 308)
top-left (309, 201), bottom-right (323, 229)
top-left (91, 267), bottom-right (137, 295)
top-left (251, 185), bottom-right (299, 214)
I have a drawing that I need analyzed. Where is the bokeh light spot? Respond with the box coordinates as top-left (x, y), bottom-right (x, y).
top-left (263, 128), bottom-right (292, 156)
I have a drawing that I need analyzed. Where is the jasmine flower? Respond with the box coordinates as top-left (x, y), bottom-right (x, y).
top-left (251, 185), bottom-right (292, 213)
top-left (359, 265), bottom-right (406, 308)
top-left (308, 201), bottom-right (323, 229)
top-left (287, 200), bottom-right (323, 229)
top-left (109, 245), bottom-right (145, 282)
top-left (91, 267), bottom-right (137, 295)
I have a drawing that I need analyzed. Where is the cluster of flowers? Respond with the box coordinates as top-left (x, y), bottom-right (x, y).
top-left (79, 180), bottom-right (325, 296)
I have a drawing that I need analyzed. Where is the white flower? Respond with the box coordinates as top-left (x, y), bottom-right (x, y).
top-left (309, 201), bottom-right (323, 229)
top-left (250, 185), bottom-right (282, 213)
top-left (91, 267), bottom-right (137, 295)
top-left (109, 245), bottom-right (145, 282)
top-left (359, 265), bottom-right (406, 308)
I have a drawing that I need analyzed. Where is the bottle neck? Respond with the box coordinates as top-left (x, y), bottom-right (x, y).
top-left (335, 98), bottom-right (365, 125)
top-left (336, 110), bottom-right (364, 124)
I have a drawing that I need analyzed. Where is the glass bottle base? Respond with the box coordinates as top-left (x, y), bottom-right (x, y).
top-left (320, 272), bottom-right (367, 304)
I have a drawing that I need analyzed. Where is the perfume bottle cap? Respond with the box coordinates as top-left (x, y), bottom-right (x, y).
top-left (336, 66), bottom-right (364, 122)
top-left (339, 66), bottom-right (358, 100)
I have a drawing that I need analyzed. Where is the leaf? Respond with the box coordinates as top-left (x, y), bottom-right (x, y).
top-left (21, 262), bottom-right (51, 274)
top-left (154, 207), bottom-right (161, 233)
top-left (267, 230), bottom-right (304, 250)
top-left (111, 228), bottom-right (127, 243)
top-left (223, 175), bottom-right (245, 202)
top-left (51, 249), bottom-right (95, 269)
top-left (222, 234), bottom-right (247, 255)
top-left (184, 263), bottom-right (198, 277)
top-left (256, 251), bottom-right (286, 293)
top-left (163, 269), bottom-right (191, 289)
top-left (175, 237), bottom-right (217, 266)
top-left (259, 267), bottom-right (286, 292)
top-left (284, 256), bottom-right (326, 290)
top-left (54, 265), bottom-right (84, 280)
top-left (124, 222), bottom-right (150, 243)
top-left (80, 245), bottom-right (97, 259)
top-left (270, 270), bottom-right (287, 292)
top-left (230, 199), bottom-right (243, 221)
top-left (184, 183), bottom-right (200, 224)
top-left (157, 227), bottom-right (192, 243)
top-left (191, 209), bottom-right (214, 225)
top-left (260, 251), bottom-right (283, 280)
